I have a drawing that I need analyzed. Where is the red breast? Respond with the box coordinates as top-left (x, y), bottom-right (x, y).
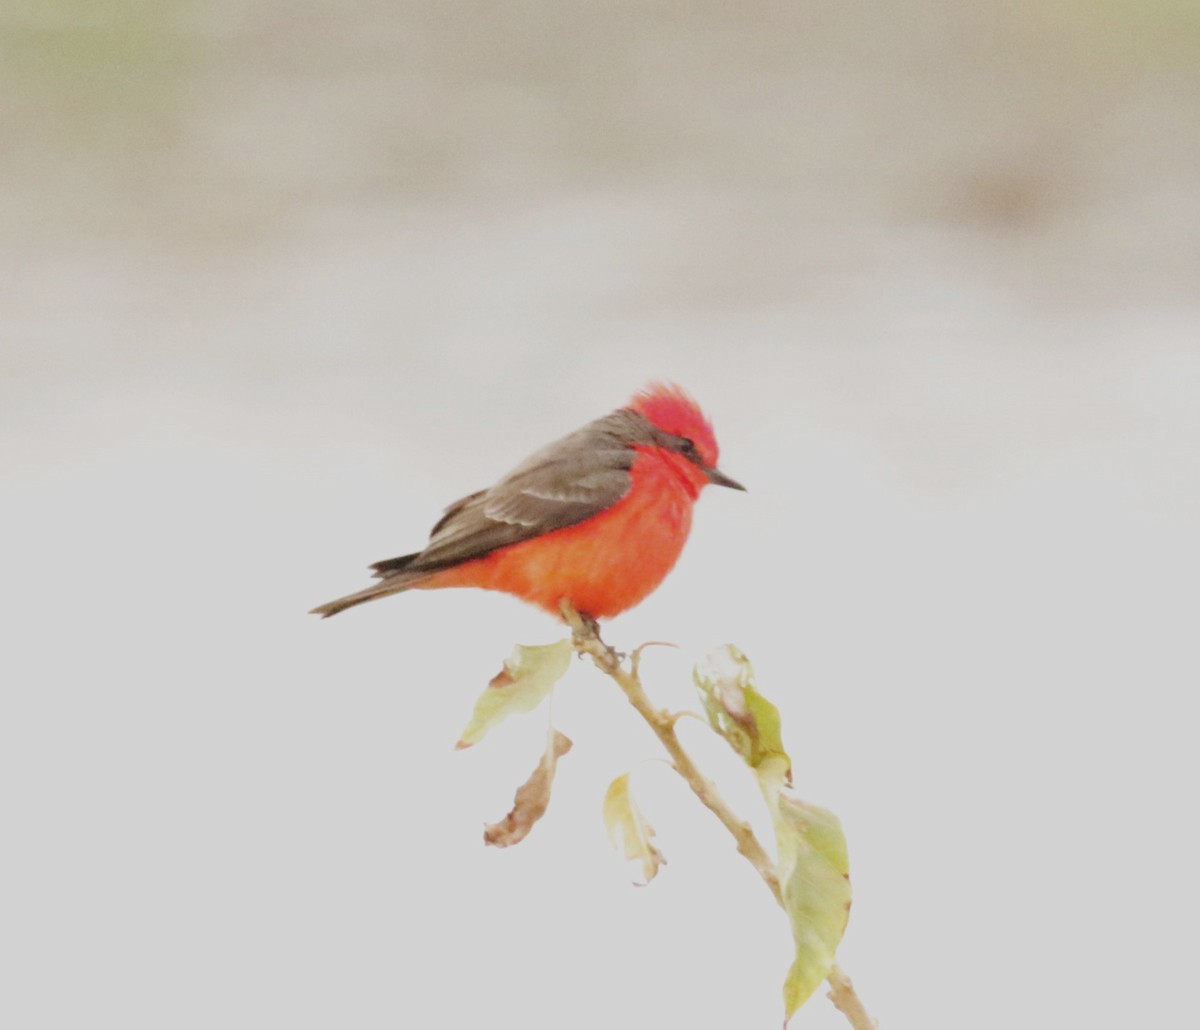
top-left (419, 444), bottom-right (701, 617)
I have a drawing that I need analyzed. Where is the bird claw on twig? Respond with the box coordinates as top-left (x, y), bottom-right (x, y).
top-left (578, 610), bottom-right (602, 639)
top-left (560, 602), bottom-right (623, 671)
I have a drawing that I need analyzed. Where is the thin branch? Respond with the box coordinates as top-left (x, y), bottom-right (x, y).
top-left (562, 604), bottom-right (781, 902)
top-left (562, 603), bottom-right (877, 1030)
top-left (827, 965), bottom-right (878, 1030)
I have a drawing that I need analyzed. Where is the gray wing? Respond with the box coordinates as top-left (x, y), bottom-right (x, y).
top-left (371, 408), bottom-right (653, 577)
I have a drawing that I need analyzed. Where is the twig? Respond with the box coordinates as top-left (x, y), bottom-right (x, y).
top-left (562, 603), bottom-right (876, 1030)
top-left (563, 604), bottom-right (781, 902)
top-left (827, 964), bottom-right (878, 1030)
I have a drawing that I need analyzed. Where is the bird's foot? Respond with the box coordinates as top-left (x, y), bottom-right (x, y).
top-left (579, 611), bottom-right (602, 639)
top-left (560, 602), bottom-right (624, 672)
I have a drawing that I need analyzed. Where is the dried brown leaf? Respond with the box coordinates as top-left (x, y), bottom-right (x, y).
top-left (483, 729), bottom-right (573, 848)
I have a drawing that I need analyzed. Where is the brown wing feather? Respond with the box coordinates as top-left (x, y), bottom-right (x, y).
top-left (371, 408), bottom-right (652, 578)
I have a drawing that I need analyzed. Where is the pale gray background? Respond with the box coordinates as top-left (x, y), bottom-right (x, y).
top-left (3, 2), bottom-right (1198, 1027)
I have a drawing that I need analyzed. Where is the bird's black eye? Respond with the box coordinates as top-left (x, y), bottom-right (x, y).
top-left (678, 437), bottom-right (697, 457)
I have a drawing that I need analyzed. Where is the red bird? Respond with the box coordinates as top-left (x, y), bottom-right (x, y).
top-left (310, 383), bottom-right (743, 621)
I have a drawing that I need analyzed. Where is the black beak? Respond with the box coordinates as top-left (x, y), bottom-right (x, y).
top-left (705, 465), bottom-right (746, 491)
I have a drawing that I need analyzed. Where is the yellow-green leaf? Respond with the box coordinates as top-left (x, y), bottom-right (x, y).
top-left (602, 772), bottom-right (666, 885)
top-left (693, 645), bottom-right (792, 784)
top-left (456, 639), bottom-right (573, 749)
top-left (772, 795), bottom-right (852, 1022)
top-left (483, 729), bottom-right (573, 848)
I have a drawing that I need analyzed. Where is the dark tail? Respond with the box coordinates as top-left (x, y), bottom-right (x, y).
top-left (310, 553), bottom-right (426, 618)
top-left (369, 553), bottom-right (421, 576)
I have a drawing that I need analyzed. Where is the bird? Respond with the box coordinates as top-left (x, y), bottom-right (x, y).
top-left (310, 382), bottom-right (744, 622)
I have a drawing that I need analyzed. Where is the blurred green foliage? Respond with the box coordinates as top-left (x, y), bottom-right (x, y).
top-left (0, 0), bottom-right (197, 150)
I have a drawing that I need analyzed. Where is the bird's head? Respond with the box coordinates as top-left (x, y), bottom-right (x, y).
top-left (627, 382), bottom-right (745, 492)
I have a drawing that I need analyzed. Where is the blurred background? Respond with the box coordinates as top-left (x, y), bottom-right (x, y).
top-left (2, 2), bottom-right (1198, 1027)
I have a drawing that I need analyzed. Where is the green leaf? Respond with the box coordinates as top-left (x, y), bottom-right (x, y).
top-left (695, 645), bottom-right (849, 1017)
top-left (693, 645), bottom-right (792, 784)
top-left (456, 639), bottom-right (573, 749)
top-left (483, 729), bottom-right (574, 848)
top-left (772, 795), bottom-right (852, 1022)
top-left (602, 772), bottom-right (666, 885)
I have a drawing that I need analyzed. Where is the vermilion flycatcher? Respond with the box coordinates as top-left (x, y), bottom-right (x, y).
top-left (310, 383), bottom-right (743, 621)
